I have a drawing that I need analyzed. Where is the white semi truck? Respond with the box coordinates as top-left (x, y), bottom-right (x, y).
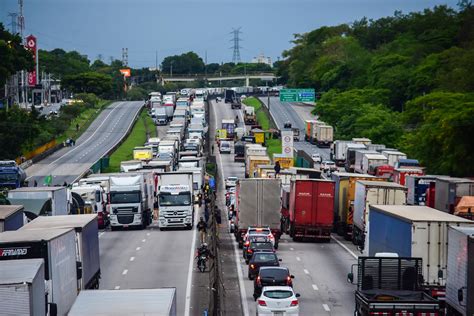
top-left (157, 172), bottom-right (194, 229)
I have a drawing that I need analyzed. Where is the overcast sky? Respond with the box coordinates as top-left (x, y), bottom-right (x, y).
top-left (1, 0), bottom-right (459, 68)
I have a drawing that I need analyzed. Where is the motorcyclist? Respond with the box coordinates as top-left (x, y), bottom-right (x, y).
top-left (196, 243), bottom-right (213, 259)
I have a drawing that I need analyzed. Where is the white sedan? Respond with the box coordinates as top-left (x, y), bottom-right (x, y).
top-left (256, 286), bottom-right (300, 315)
top-left (225, 176), bottom-right (238, 188)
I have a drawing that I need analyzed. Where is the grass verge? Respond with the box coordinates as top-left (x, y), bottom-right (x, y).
top-left (243, 97), bottom-right (270, 130)
top-left (105, 109), bottom-right (156, 172)
top-left (266, 138), bottom-right (282, 159)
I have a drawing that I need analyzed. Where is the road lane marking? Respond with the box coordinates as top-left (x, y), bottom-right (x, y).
top-left (114, 286), bottom-right (120, 290)
top-left (122, 269), bottom-right (128, 275)
top-left (211, 100), bottom-right (250, 316)
top-left (290, 247), bottom-right (294, 251)
top-left (331, 235), bottom-right (358, 259)
top-left (323, 304), bottom-right (330, 312)
top-left (304, 269), bottom-right (309, 274)
top-left (146, 233), bottom-right (150, 236)
top-left (142, 239), bottom-right (146, 242)
top-left (312, 284), bottom-right (319, 291)
top-left (184, 201), bottom-right (199, 316)
top-left (296, 257), bottom-right (301, 261)
top-left (130, 257), bottom-right (135, 262)
top-left (136, 247), bottom-right (141, 251)
top-left (98, 232), bottom-right (105, 238)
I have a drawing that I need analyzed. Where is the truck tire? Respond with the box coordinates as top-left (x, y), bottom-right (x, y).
top-left (274, 239), bottom-right (279, 249)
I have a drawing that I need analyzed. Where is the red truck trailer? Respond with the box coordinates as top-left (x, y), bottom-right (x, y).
top-left (288, 179), bottom-right (335, 242)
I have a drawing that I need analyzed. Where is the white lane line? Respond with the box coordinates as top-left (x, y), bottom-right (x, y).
top-left (130, 257), bottom-right (135, 262)
top-left (331, 235), bottom-right (358, 259)
top-left (211, 100), bottom-right (250, 316)
top-left (122, 269), bottom-right (128, 275)
top-left (184, 201), bottom-right (199, 316)
top-left (114, 286), bottom-right (120, 290)
top-left (323, 304), bottom-right (331, 312)
top-left (146, 233), bottom-right (150, 236)
top-left (136, 247), bottom-right (141, 251)
top-left (296, 257), bottom-right (301, 261)
top-left (312, 284), bottom-right (319, 291)
top-left (290, 247), bottom-right (294, 251)
top-left (142, 239), bottom-right (146, 243)
top-left (98, 232), bottom-right (105, 238)
top-left (304, 269), bottom-right (309, 274)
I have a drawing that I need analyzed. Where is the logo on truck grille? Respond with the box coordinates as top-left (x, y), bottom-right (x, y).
top-left (0, 247), bottom-right (28, 256)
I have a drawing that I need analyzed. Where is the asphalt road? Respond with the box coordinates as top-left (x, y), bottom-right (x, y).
top-left (259, 96), bottom-right (331, 161)
top-left (210, 99), bottom-right (359, 315)
top-left (26, 101), bottom-right (143, 186)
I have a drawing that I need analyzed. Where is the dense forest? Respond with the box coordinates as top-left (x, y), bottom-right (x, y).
top-left (276, 3), bottom-right (474, 176)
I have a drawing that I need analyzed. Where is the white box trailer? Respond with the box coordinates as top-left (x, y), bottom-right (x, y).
top-left (69, 288), bottom-right (177, 316)
top-left (0, 228), bottom-right (78, 316)
top-left (8, 186), bottom-right (69, 218)
top-left (381, 150), bottom-right (407, 167)
top-left (353, 150), bottom-right (378, 174)
top-left (368, 205), bottom-right (474, 288)
top-left (361, 153), bottom-right (389, 174)
top-left (0, 259), bottom-right (46, 316)
top-left (331, 140), bottom-right (354, 166)
top-left (22, 214), bottom-right (101, 290)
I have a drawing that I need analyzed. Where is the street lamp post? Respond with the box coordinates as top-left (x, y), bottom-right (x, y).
top-left (170, 61), bottom-right (174, 77)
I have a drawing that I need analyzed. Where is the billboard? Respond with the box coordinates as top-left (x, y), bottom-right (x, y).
top-left (120, 68), bottom-right (131, 77)
top-left (25, 35), bottom-right (37, 86)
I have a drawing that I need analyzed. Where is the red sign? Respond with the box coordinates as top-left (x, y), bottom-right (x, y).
top-left (25, 35), bottom-right (37, 86)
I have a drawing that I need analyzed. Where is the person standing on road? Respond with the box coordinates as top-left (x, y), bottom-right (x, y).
top-left (211, 144), bottom-right (214, 155)
top-left (197, 217), bottom-right (207, 244)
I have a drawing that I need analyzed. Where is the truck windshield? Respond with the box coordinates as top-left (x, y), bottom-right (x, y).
top-left (110, 191), bottom-right (141, 204)
top-left (159, 192), bottom-right (191, 206)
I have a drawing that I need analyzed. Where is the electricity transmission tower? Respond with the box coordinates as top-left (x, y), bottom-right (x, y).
top-left (230, 28), bottom-right (242, 63)
top-left (122, 48), bottom-right (128, 67)
top-left (8, 12), bottom-right (18, 34)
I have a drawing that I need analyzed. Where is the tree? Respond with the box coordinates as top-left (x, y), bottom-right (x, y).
top-left (62, 72), bottom-right (113, 97)
top-left (38, 48), bottom-right (89, 78)
top-left (161, 52), bottom-right (205, 74)
top-left (0, 23), bottom-right (34, 87)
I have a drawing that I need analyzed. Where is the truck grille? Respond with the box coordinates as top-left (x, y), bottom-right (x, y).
top-left (118, 214), bottom-right (134, 224)
top-left (162, 210), bottom-right (187, 217)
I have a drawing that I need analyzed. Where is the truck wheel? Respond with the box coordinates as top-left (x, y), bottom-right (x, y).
top-left (110, 226), bottom-right (117, 232)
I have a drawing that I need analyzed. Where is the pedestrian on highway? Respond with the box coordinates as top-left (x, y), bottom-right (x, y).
top-left (215, 207), bottom-right (222, 226)
top-left (197, 217), bottom-right (207, 244)
top-left (274, 161), bottom-right (281, 175)
top-left (204, 204), bottom-right (209, 223)
top-left (211, 144), bottom-right (214, 155)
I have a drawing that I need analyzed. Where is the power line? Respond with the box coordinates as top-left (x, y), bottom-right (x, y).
top-left (230, 27), bottom-right (242, 64)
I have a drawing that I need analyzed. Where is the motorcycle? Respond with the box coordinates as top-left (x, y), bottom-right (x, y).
top-left (197, 254), bottom-right (207, 272)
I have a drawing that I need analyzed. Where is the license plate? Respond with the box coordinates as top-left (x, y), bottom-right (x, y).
top-left (123, 225), bottom-right (129, 228)
top-left (272, 312), bottom-right (283, 316)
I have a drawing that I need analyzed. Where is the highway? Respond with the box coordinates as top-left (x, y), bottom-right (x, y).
top-left (210, 99), bottom-right (359, 315)
top-left (259, 96), bottom-right (331, 161)
top-left (26, 101), bottom-right (143, 186)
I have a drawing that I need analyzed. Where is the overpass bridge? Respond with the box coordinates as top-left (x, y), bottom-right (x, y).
top-left (159, 72), bottom-right (277, 86)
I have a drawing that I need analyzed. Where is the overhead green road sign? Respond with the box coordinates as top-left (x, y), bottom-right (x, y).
top-left (280, 89), bottom-right (315, 102)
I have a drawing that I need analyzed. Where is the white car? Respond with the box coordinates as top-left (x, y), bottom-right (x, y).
top-left (225, 176), bottom-right (238, 188)
top-left (220, 141), bottom-right (232, 154)
top-left (311, 153), bottom-right (322, 164)
top-left (256, 286), bottom-right (300, 315)
top-left (240, 94), bottom-right (247, 100)
top-left (321, 160), bottom-right (337, 172)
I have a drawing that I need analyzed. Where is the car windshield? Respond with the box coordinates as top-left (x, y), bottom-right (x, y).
top-left (263, 290), bottom-right (293, 299)
top-left (253, 253), bottom-right (277, 263)
top-left (260, 268), bottom-right (288, 279)
top-left (228, 177), bottom-right (238, 181)
top-left (250, 235), bottom-right (269, 243)
top-left (159, 192), bottom-right (191, 206)
top-left (110, 191), bottom-right (141, 204)
top-left (221, 143), bottom-right (230, 148)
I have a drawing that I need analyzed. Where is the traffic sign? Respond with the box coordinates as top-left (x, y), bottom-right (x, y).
top-left (280, 89), bottom-right (315, 102)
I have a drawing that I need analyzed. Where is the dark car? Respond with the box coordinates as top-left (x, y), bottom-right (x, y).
top-left (243, 234), bottom-right (269, 259)
top-left (253, 267), bottom-right (294, 300)
top-left (245, 241), bottom-right (274, 264)
top-left (248, 251), bottom-right (281, 280)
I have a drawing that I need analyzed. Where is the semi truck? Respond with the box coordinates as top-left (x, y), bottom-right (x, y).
top-left (392, 167), bottom-right (425, 186)
top-left (224, 89), bottom-right (237, 103)
top-left (362, 153), bottom-right (389, 175)
top-left (368, 205), bottom-right (474, 303)
top-left (353, 150), bottom-right (378, 174)
top-left (446, 226), bottom-right (474, 316)
top-left (69, 288), bottom-right (177, 316)
top-left (406, 175), bottom-right (437, 206)
top-left (0, 228), bottom-right (78, 316)
top-left (288, 179), bottom-right (335, 241)
top-left (0, 259), bottom-right (46, 316)
top-left (314, 125), bottom-right (333, 147)
top-left (246, 155), bottom-right (271, 178)
top-left (0, 205), bottom-right (24, 232)
top-left (348, 256), bottom-right (440, 316)
top-left (434, 176), bottom-right (474, 214)
top-left (381, 150), bottom-right (407, 167)
top-left (109, 173), bottom-right (154, 230)
top-left (352, 181), bottom-right (407, 252)
top-left (243, 106), bottom-right (256, 124)
top-left (234, 141), bottom-right (246, 162)
top-left (177, 167), bottom-right (204, 204)
top-left (157, 172), bottom-right (194, 229)
top-left (344, 143), bottom-right (367, 172)
top-left (71, 184), bottom-right (109, 228)
top-left (222, 119), bottom-right (236, 139)
top-left (331, 140), bottom-right (354, 166)
top-left (0, 160), bottom-right (27, 189)
top-left (8, 186), bottom-right (69, 219)
top-left (235, 178), bottom-right (282, 248)
top-left (22, 214), bottom-right (101, 290)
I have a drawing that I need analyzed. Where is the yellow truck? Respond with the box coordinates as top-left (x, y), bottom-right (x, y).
top-left (246, 155), bottom-right (271, 178)
top-left (133, 147), bottom-right (153, 161)
top-left (273, 154), bottom-right (294, 170)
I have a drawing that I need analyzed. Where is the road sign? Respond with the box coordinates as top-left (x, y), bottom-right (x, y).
top-left (25, 35), bottom-right (37, 86)
top-left (280, 89), bottom-right (315, 102)
top-left (281, 130), bottom-right (294, 158)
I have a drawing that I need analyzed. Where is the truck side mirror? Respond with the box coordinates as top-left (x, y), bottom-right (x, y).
top-left (76, 261), bottom-right (82, 280)
top-left (347, 272), bottom-right (354, 284)
top-left (49, 303), bottom-right (58, 316)
top-left (458, 288), bottom-right (464, 303)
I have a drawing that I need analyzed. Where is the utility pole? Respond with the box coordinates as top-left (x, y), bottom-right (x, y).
top-left (230, 28), bottom-right (242, 64)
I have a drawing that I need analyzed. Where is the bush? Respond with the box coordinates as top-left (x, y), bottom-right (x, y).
top-left (75, 93), bottom-right (100, 108)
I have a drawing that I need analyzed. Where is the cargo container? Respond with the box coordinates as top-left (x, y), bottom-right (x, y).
top-left (368, 205), bottom-right (474, 302)
top-left (22, 214), bottom-right (101, 290)
top-left (69, 288), bottom-right (177, 315)
top-left (314, 125), bottom-right (333, 147)
top-left (344, 143), bottom-right (367, 172)
top-left (222, 119), bottom-right (235, 139)
top-left (0, 228), bottom-right (78, 316)
top-left (293, 149), bottom-right (316, 169)
top-left (381, 150), bottom-right (407, 167)
top-left (245, 155), bottom-right (271, 178)
top-left (366, 144), bottom-right (386, 152)
top-left (406, 175), bottom-right (437, 205)
top-left (392, 167), bottom-right (425, 186)
top-left (234, 141), bottom-right (246, 162)
top-left (273, 154), bottom-right (293, 170)
top-left (304, 120), bottom-right (318, 141)
top-left (353, 181), bottom-right (407, 252)
top-left (371, 164), bottom-right (394, 178)
top-left (0, 205), bottom-right (24, 232)
top-left (352, 138), bottom-right (371, 145)
top-left (235, 178), bottom-right (282, 248)
top-left (435, 177), bottom-right (474, 214)
top-left (331, 140), bottom-right (354, 166)
top-left (454, 196), bottom-right (474, 220)
top-left (244, 144), bottom-right (267, 162)
top-left (133, 146), bottom-right (153, 161)
top-left (353, 150), bottom-right (378, 174)
top-left (8, 186), bottom-right (69, 219)
top-left (446, 226), bottom-right (474, 316)
top-left (288, 179), bottom-right (334, 241)
top-left (362, 153), bottom-right (389, 175)
top-left (0, 259), bottom-right (46, 316)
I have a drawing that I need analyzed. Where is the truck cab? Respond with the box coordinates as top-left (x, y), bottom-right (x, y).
top-left (158, 184), bottom-right (193, 229)
top-left (0, 161), bottom-right (27, 189)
